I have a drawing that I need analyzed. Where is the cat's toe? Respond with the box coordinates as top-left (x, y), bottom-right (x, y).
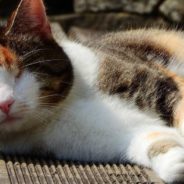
top-left (151, 147), bottom-right (184, 183)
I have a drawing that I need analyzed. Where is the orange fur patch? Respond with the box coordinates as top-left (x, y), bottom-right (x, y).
top-left (1, 46), bottom-right (16, 65)
top-left (148, 139), bottom-right (180, 159)
top-left (0, 46), bottom-right (20, 77)
top-left (147, 132), bottom-right (162, 140)
top-left (147, 131), bottom-right (174, 140)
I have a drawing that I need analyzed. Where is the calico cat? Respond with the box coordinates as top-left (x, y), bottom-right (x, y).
top-left (1, 0), bottom-right (184, 183)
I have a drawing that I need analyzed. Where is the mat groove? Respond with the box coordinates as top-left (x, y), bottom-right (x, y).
top-left (0, 155), bottom-right (165, 184)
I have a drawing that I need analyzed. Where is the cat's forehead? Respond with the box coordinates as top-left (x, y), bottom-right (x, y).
top-left (0, 32), bottom-right (45, 57)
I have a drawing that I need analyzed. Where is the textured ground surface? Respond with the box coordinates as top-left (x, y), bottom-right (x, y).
top-left (0, 155), bottom-right (165, 184)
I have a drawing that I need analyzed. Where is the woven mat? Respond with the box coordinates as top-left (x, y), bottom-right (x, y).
top-left (0, 155), bottom-right (164, 184)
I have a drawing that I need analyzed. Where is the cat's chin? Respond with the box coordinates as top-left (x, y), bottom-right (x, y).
top-left (1, 116), bottom-right (22, 125)
top-left (0, 117), bottom-right (28, 133)
top-left (0, 114), bottom-right (26, 130)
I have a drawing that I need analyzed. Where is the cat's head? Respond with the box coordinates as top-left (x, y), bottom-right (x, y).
top-left (0, 0), bottom-right (73, 133)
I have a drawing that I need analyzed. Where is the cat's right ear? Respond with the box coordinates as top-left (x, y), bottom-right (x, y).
top-left (5, 0), bottom-right (52, 39)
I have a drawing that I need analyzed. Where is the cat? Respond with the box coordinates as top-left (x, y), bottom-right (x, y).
top-left (1, 0), bottom-right (184, 183)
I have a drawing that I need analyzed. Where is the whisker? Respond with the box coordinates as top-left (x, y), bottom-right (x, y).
top-left (11, 105), bottom-right (75, 124)
top-left (21, 48), bottom-right (51, 60)
top-left (32, 72), bottom-right (73, 85)
top-left (12, 106), bottom-right (57, 115)
top-left (38, 94), bottom-right (65, 99)
top-left (23, 59), bottom-right (62, 68)
top-left (32, 113), bottom-right (47, 124)
top-left (32, 72), bottom-right (48, 76)
top-left (39, 105), bottom-right (58, 108)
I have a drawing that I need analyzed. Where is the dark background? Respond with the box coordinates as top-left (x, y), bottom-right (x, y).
top-left (0, 0), bottom-right (184, 34)
top-left (0, 0), bottom-right (74, 17)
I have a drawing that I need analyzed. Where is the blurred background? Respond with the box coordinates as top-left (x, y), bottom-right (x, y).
top-left (0, 0), bottom-right (184, 34)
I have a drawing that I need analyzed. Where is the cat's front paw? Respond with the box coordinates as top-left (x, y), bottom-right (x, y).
top-left (151, 147), bottom-right (184, 183)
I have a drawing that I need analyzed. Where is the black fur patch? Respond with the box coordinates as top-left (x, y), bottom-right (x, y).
top-left (155, 78), bottom-right (179, 124)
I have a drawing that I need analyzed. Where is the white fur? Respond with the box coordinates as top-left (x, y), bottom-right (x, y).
top-left (44, 41), bottom-right (184, 182)
top-left (1, 40), bottom-right (184, 183)
top-left (0, 70), bottom-right (41, 133)
top-left (152, 147), bottom-right (184, 183)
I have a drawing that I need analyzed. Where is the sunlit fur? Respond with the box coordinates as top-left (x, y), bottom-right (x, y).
top-left (2, 0), bottom-right (184, 183)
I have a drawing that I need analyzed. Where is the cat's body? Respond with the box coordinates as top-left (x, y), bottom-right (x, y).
top-left (1, 0), bottom-right (184, 183)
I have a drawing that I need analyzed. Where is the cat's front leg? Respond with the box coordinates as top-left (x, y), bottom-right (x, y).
top-left (127, 126), bottom-right (184, 183)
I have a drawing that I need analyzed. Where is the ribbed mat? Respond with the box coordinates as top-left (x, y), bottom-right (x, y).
top-left (0, 155), bottom-right (164, 184)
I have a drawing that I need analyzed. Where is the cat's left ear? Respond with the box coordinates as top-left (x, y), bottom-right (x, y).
top-left (5, 0), bottom-right (52, 39)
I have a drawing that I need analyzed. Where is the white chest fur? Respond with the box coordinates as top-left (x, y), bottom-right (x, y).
top-left (43, 41), bottom-right (165, 162)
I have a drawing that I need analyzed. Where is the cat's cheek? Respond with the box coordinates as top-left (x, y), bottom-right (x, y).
top-left (14, 72), bottom-right (40, 109)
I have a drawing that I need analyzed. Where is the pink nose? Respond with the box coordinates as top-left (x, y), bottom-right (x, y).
top-left (0, 98), bottom-right (15, 114)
